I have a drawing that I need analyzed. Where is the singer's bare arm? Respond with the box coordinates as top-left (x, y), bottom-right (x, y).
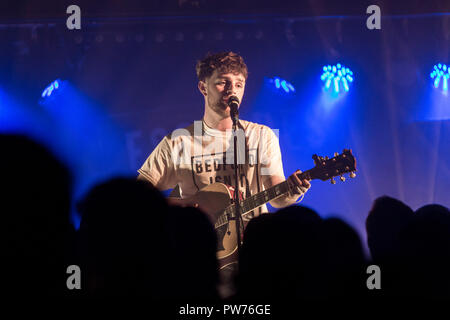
top-left (266, 172), bottom-right (311, 208)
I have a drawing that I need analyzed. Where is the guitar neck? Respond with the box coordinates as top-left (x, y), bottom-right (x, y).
top-left (215, 170), bottom-right (313, 228)
top-left (241, 169), bottom-right (313, 215)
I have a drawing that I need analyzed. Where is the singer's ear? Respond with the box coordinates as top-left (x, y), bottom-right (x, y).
top-left (198, 81), bottom-right (207, 96)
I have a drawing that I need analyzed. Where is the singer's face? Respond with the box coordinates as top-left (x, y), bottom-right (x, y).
top-left (202, 70), bottom-right (246, 117)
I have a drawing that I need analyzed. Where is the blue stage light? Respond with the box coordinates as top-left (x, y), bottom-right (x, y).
top-left (41, 79), bottom-right (61, 98)
top-left (286, 82), bottom-right (295, 92)
top-left (270, 77), bottom-right (295, 93)
top-left (321, 64), bottom-right (354, 94)
top-left (274, 77), bottom-right (280, 89)
top-left (430, 63), bottom-right (449, 91)
top-left (281, 80), bottom-right (289, 93)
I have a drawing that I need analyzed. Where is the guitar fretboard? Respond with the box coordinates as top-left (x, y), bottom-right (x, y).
top-left (214, 170), bottom-right (312, 229)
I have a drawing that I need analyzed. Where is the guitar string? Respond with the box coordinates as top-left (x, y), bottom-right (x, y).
top-left (215, 180), bottom-right (291, 228)
top-left (215, 171), bottom-right (315, 229)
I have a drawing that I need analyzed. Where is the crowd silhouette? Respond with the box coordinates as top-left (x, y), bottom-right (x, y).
top-left (2, 134), bottom-right (449, 306)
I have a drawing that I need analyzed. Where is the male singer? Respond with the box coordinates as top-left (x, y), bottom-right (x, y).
top-left (137, 51), bottom-right (311, 298)
top-left (137, 51), bottom-right (310, 210)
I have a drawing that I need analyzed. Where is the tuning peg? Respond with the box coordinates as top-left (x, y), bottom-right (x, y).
top-left (334, 152), bottom-right (339, 157)
top-left (330, 178), bottom-right (336, 184)
top-left (349, 172), bottom-right (356, 178)
top-left (340, 176), bottom-right (345, 182)
top-left (312, 154), bottom-right (320, 165)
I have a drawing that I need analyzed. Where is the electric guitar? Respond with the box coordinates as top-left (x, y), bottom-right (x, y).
top-left (169, 149), bottom-right (357, 271)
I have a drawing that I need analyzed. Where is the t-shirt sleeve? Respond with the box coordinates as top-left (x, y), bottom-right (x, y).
top-left (137, 136), bottom-right (177, 191)
top-left (259, 126), bottom-right (285, 184)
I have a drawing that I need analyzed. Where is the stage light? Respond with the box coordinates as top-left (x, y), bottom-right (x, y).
top-left (430, 63), bottom-right (449, 92)
top-left (321, 63), bottom-right (354, 94)
top-left (41, 79), bottom-right (61, 98)
top-left (270, 77), bottom-right (295, 93)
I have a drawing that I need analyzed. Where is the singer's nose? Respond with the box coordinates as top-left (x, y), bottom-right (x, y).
top-left (225, 83), bottom-right (238, 95)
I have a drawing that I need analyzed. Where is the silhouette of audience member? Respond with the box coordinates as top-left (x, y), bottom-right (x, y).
top-left (1, 134), bottom-right (75, 297)
top-left (77, 178), bottom-right (219, 301)
top-left (365, 196), bottom-right (415, 299)
top-left (401, 204), bottom-right (450, 299)
top-left (366, 196), bottom-right (450, 300)
top-left (236, 205), bottom-right (368, 305)
top-left (236, 205), bottom-right (324, 301)
top-left (366, 196), bottom-right (414, 263)
top-left (166, 206), bottom-right (219, 302)
top-left (320, 217), bottom-right (367, 300)
top-left (76, 178), bottom-right (170, 297)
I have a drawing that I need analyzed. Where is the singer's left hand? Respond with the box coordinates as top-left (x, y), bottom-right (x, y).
top-left (287, 170), bottom-right (311, 195)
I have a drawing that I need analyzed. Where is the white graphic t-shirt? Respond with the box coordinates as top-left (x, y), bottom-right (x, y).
top-left (138, 119), bottom-right (285, 217)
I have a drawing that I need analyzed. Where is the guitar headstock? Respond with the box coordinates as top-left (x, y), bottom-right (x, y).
top-left (309, 149), bottom-right (357, 184)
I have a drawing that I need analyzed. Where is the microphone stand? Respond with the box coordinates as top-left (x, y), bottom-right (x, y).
top-left (231, 107), bottom-right (243, 254)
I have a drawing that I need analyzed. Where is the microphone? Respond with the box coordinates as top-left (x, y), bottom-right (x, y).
top-left (228, 96), bottom-right (240, 125)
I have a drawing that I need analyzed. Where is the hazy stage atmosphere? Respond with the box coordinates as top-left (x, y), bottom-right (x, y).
top-left (1, 0), bottom-right (449, 258)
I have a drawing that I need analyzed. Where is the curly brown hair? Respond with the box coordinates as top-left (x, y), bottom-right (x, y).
top-left (195, 51), bottom-right (248, 82)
